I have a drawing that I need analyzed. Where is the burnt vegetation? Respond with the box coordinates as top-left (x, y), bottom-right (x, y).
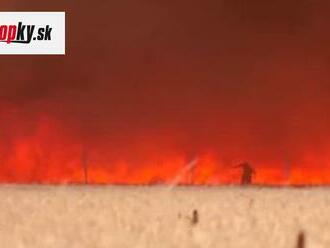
top-left (191, 209), bottom-right (199, 225)
top-left (296, 231), bottom-right (305, 248)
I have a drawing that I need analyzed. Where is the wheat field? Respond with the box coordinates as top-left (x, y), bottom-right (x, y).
top-left (0, 185), bottom-right (329, 247)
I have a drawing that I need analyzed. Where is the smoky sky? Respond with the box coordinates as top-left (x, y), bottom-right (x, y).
top-left (1, 0), bottom-right (330, 165)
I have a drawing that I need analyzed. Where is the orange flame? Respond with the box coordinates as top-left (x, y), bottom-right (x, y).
top-left (1, 104), bottom-right (330, 185)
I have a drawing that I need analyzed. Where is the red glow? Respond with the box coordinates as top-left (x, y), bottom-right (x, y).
top-left (1, 1), bottom-right (330, 186)
top-left (1, 103), bottom-right (329, 186)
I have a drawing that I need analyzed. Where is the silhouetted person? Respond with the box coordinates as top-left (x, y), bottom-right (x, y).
top-left (236, 162), bottom-right (255, 185)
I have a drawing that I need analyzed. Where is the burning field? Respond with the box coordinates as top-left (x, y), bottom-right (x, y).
top-left (2, 1), bottom-right (330, 246)
top-left (1, 1), bottom-right (330, 185)
top-left (0, 185), bottom-right (329, 248)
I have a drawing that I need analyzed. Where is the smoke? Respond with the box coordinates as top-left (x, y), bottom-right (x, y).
top-left (1, 0), bottom-right (330, 183)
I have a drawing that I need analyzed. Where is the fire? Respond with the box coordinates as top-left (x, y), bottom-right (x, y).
top-left (0, 103), bottom-right (330, 185)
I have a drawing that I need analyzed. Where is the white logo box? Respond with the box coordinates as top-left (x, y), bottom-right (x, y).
top-left (0, 12), bottom-right (65, 55)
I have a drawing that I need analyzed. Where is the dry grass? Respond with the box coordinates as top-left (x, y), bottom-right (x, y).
top-left (0, 185), bottom-right (329, 247)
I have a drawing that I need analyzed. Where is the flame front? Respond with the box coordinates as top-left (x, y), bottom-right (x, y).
top-left (1, 0), bottom-right (330, 186)
top-left (1, 103), bottom-right (330, 186)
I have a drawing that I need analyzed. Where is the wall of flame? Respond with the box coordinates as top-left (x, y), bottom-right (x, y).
top-left (1, 1), bottom-right (330, 185)
top-left (1, 103), bottom-right (330, 185)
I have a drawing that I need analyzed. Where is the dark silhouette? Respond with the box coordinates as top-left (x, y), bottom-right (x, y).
top-left (236, 162), bottom-right (255, 185)
top-left (191, 209), bottom-right (199, 225)
top-left (296, 231), bottom-right (305, 248)
top-left (81, 150), bottom-right (89, 184)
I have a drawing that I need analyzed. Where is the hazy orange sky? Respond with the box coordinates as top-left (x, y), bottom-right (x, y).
top-left (1, 1), bottom-right (330, 183)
